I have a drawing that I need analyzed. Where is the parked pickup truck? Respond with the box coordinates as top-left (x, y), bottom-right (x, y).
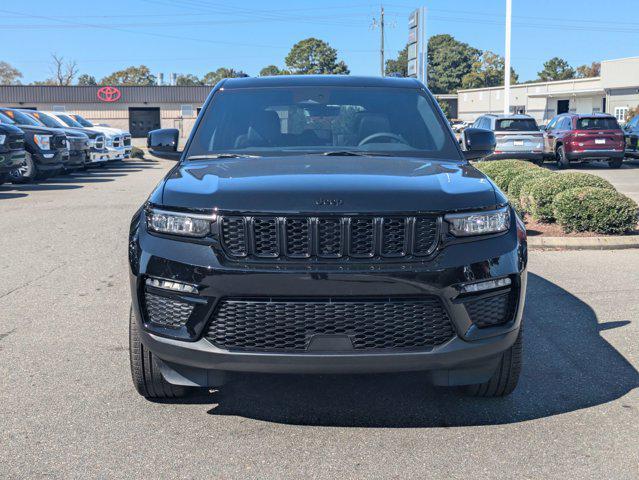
top-left (65, 113), bottom-right (132, 160)
top-left (0, 118), bottom-right (26, 185)
top-left (0, 108), bottom-right (68, 182)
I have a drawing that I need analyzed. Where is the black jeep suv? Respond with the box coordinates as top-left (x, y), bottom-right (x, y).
top-left (131, 76), bottom-right (527, 400)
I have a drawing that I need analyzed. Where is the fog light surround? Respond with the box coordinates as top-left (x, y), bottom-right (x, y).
top-left (145, 277), bottom-right (198, 294)
top-left (460, 277), bottom-right (511, 294)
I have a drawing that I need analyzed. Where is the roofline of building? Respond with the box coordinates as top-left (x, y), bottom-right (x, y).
top-left (457, 76), bottom-right (601, 93)
top-left (601, 55), bottom-right (639, 63)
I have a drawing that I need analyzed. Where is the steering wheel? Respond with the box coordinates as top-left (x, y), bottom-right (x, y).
top-left (358, 132), bottom-right (407, 146)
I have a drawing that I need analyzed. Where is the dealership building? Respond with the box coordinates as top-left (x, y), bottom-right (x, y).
top-left (0, 85), bottom-right (212, 141)
top-left (457, 56), bottom-right (639, 124)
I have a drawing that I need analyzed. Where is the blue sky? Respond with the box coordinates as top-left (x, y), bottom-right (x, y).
top-left (1, 0), bottom-right (638, 84)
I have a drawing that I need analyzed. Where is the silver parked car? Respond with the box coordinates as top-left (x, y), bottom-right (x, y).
top-left (471, 114), bottom-right (543, 164)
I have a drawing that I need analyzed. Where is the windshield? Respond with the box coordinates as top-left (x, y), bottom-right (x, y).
top-left (576, 117), bottom-right (620, 130)
top-left (0, 109), bottom-right (42, 127)
top-left (30, 111), bottom-right (64, 128)
top-left (0, 112), bottom-right (15, 125)
top-left (55, 114), bottom-right (83, 128)
top-left (71, 114), bottom-right (94, 127)
top-left (496, 118), bottom-right (538, 131)
top-left (188, 86), bottom-right (461, 159)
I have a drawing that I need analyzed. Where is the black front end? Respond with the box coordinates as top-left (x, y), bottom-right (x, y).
top-left (0, 125), bottom-right (26, 174)
top-left (129, 206), bottom-right (527, 388)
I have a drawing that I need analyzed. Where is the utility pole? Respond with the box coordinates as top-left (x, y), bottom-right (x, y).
top-left (371, 6), bottom-right (394, 77)
top-left (504, 0), bottom-right (512, 114)
top-left (380, 6), bottom-right (385, 76)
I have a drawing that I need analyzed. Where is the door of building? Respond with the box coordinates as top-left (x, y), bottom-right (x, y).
top-left (557, 99), bottom-right (570, 115)
top-left (129, 107), bottom-right (161, 138)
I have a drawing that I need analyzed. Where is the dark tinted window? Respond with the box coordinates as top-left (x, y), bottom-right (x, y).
top-left (188, 86), bottom-right (461, 159)
top-left (0, 109), bottom-right (42, 127)
top-left (56, 114), bottom-right (83, 128)
top-left (71, 114), bottom-right (94, 127)
top-left (31, 111), bottom-right (64, 128)
top-left (496, 118), bottom-right (538, 131)
top-left (576, 117), bottom-right (620, 130)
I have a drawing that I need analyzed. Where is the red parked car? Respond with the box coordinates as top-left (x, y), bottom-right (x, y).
top-left (543, 113), bottom-right (625, 168)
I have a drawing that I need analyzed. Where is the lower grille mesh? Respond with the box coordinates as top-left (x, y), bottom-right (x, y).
top-left (206, 298), bottom-right (455, 352)
top-left (464, 291), bottom-right (515, 328)
top-left (144, 291), bottom-right (194, 328)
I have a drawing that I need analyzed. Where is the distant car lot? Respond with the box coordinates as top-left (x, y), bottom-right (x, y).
top-left (0, 156), bottom-right (637, 478)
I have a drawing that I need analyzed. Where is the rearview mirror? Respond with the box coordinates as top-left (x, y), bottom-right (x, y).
top-left (461, 128), bottom-right (496, 160)
top-left (147, 128), bottom-right (181, 159)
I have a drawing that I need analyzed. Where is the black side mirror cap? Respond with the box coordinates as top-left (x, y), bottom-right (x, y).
top-left (461, 128), bottom-right (496, 161)
top-left (147, 128), bottom-right (181, 159)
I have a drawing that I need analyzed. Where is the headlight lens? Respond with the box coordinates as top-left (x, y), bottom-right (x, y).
top-left (445, 207), bottom-right (510, 237)
top-left (33, 134), bottom-right (52, 150)
top-left (0, 135), bottom-right (5, 145)
top-left (146, 208), bottom-right (215, 237)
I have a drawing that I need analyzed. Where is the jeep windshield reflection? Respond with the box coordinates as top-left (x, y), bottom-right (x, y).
top-left (187, 86), bottom-right (461, 160)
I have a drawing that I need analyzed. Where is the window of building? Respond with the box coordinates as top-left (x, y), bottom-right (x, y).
top-left (53, 105), bottom-right (66, 112)
top-left (180, 105), bottom-right (195, 117)
top-left (614, 106), bottom-right (629, 122)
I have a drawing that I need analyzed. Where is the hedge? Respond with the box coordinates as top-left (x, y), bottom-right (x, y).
top-left (475, 160), bottom-right (537, 191)
top-left (527, 172), bottom-right (615, 222)
top-left (131, 146), bottom-right (145, 159)
top-left (507, 168), bottom-right (553, 210)
top-left (553, 187), bottom-right (638, 234)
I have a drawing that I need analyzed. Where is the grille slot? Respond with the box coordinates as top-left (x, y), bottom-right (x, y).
top-left (464, 291), bottom-right (515, 328)
top-left (144, 291), bottom-right (194, 328)
top-left (219, 215), bottom-right (439, 261)
top-left (206, 298), bottom-right (455, 352)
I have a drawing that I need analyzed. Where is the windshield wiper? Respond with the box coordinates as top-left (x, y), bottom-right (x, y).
top-left (318, 150), bottom-right (389, 157)
top-left (186, 153), bottom-right (261, 160)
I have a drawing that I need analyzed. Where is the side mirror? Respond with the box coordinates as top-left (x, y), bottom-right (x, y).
top-left (538, 124), bottom-right (547, 131)
top-left (147, 128), bottom-right (181, 159)
top-left (461, 128), bottom-right (496, 160)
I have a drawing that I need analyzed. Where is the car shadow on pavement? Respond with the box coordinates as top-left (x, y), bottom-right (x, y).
top-left (175, 272), bottom-right (638, 427)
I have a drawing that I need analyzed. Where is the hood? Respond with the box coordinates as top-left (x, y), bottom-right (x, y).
top-left (88, 125), bottom-right (130, 136)
top-left (56, 128), bottom-right (89, 139)
top-left (60, 126), bottom-right (104, 139)
top-left (159, 155), bottom-right (498, 214)
top-left (0, 123), bottom-right (23, 135)
top-left (13, 124), bottom-right (67, 136)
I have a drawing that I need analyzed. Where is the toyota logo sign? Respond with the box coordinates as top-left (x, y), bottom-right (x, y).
top-left (97, 86), bottom-right (122, 102)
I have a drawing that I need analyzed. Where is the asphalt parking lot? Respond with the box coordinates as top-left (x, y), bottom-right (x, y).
top-left (1, 158), bottom-right (638, 479)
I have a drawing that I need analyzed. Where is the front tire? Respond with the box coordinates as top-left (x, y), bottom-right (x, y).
top-left (129, 306), bottom-right (188, 399)
top-left (464, 328), bottom-right (523, 397)
top-left (10, 152), bottom-right (38, 183)
top-left (556, 145), bottom-right (570, 169)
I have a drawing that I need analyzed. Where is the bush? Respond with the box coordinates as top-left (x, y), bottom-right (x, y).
top-left (475, 160), bottom-right (539, 191)
top-left (528, 172), bottom-right (615, 222)
top-left (131, 146), bottom-right (144, 159)
top-left (507, 168), bottom-right (553, 212)
top-left (553, 187), bottom-right (638, 234)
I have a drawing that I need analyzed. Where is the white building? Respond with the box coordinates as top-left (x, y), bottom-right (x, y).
top-left (457, 56), bottom-right (639, 124)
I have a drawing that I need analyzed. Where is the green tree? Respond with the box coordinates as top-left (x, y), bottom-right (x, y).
top-left (77, 74), bottom-right (97, 86)
top-left (461, 50), bottom-right (519, 89)
top-left (427, 34), bottom-right (480, 94)
top-left (201, 68), bottom-right (248, 85)
top-left (385, 45), bottom-right (408, 77)
top-left (575, 61), bottom-right (601, 78)
top-left (0, 61), bottom-right (23, 85)
top-left (175, 74), bottom-right (202, 86)
top-left (285, 38), bottom-right (349, 75)
top-left (259, 65), bottom-right (289, 76)
top-left (537, 57), bottom-right (575, 81)
top-left (100, 65), bottom-right (157, 86)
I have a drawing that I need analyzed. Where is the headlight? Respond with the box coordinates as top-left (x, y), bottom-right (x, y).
top-left (0, 135), bottom-right (5, 145)
top-left (445, 207), bottom-right (510, 237)
top-left (146, 208), bottom-right (215, 237)
top-left (87, 138), bottom-right (96, 147)
top-left (33, 134), bottom-right (52, 150)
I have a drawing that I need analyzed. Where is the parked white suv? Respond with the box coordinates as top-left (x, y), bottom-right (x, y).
top-left (46, 112), bottom-right (132, 160)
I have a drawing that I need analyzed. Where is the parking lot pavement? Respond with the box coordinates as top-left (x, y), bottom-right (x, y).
top-left (1, 158), bottom-right (638, 479)
top-left (545, 158), bottom-right (639, 204)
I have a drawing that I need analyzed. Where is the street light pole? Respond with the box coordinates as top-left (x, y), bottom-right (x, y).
top-left (380, 6), bottom-right (385, 76)
top-left (504, 0), bottom-right (512, 114)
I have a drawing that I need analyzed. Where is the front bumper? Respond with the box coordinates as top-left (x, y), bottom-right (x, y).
top-left (65, 149), bottom-right (90, 169)
top-left (130, 213), bottom-right (527, 387)
top-left (88, 148), bottom-right (117, 164)
top-left (32, 148), bottom-right (67, 171)
top-left (566, 149), bottom-right (625, 161)
top-left (0, 149), bottom-right (26, 173)
top-left (106, 146), bottom-right (126, 161)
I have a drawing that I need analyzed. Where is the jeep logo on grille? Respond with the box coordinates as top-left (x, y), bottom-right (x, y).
top-left (314, 198), bottom-right (343, 207)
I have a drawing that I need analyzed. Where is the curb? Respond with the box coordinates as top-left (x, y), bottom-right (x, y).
top-left (528, 235), bottom-right (639, 250)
